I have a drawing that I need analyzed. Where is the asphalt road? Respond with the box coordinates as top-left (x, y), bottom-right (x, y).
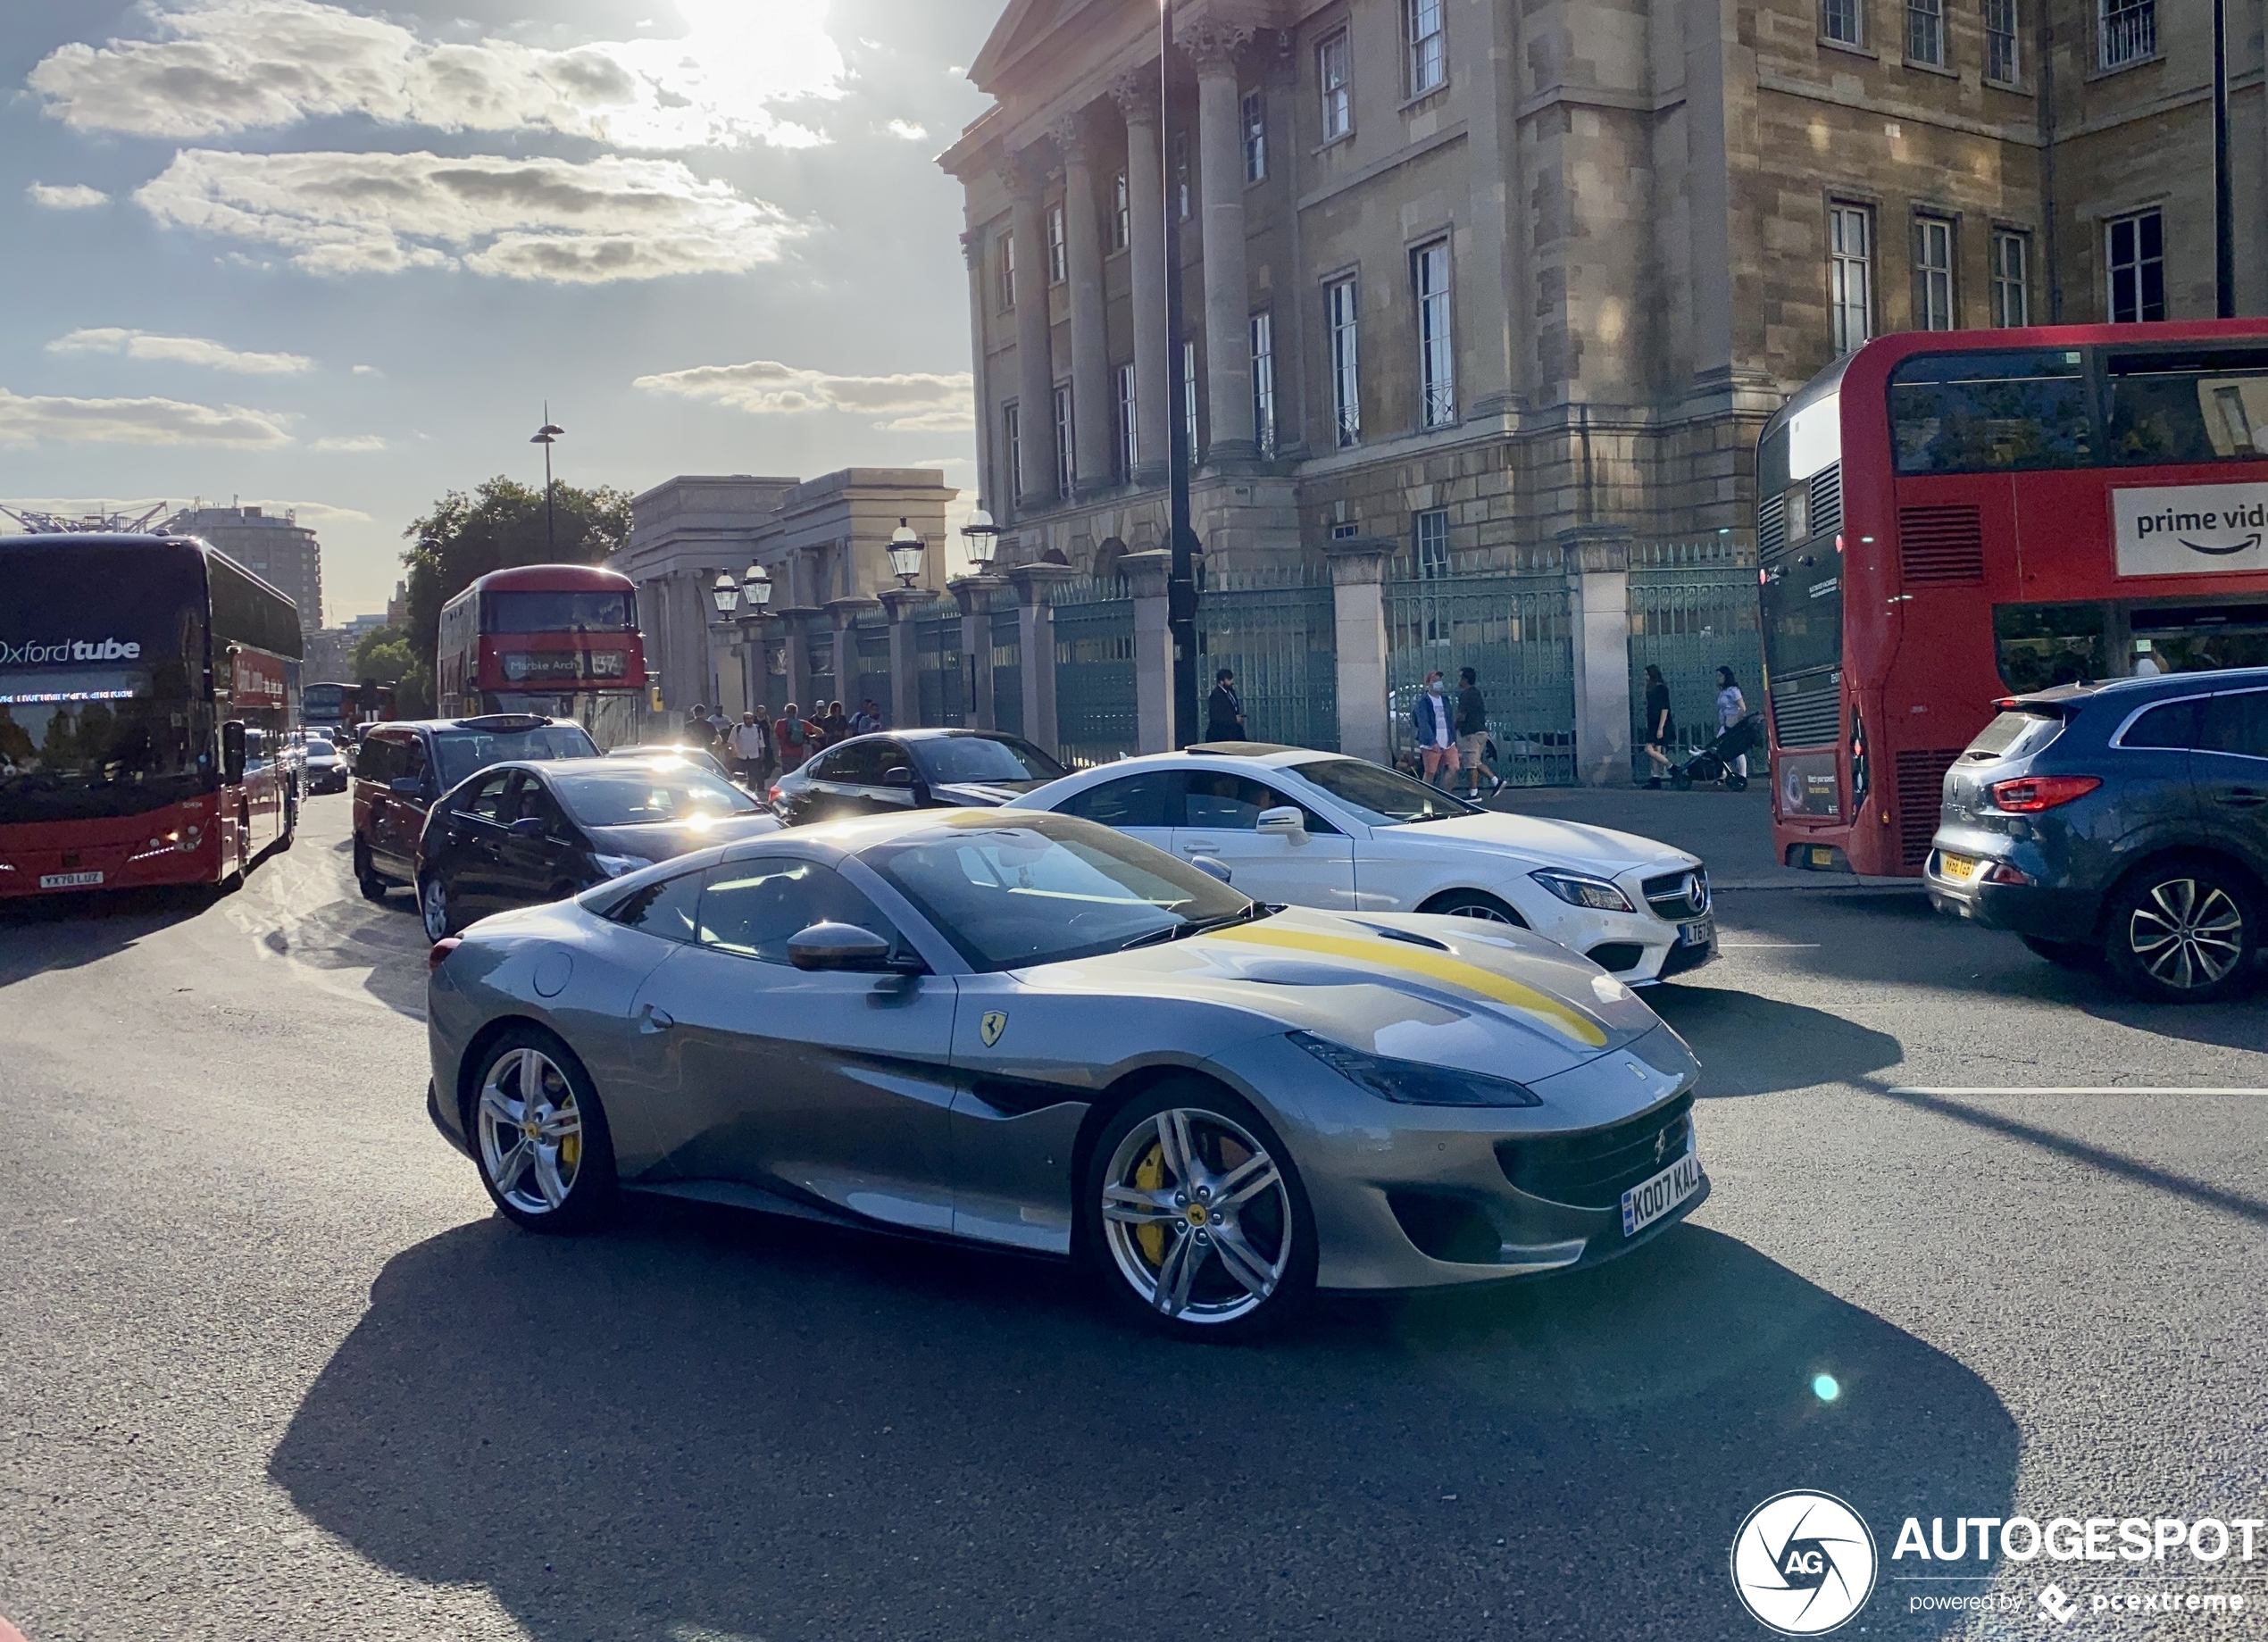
top-left (4, 796), bottom-right (2265, 1642)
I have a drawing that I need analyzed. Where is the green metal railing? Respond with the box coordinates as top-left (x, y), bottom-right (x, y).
top-left (852, 617), bottom-right (893, 729)
top-left (914, 609), bottom-right (965, 729)
top-left (1387, 572), bottom-right (1575, 785)
top-left (989, 604), bottom-right (1024, 738)
top-left (1052, 572), bottom-right (1138, 767)
top-left (1627, 539), bottom-right (1764, 779)
top-left (1197, 563), bottom-right (1338, 750)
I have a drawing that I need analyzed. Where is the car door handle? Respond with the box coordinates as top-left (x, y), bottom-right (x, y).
top-left (1180, 846), bottom-right (1219, 856)
top-left (640, 1005), bottom-right (675, 1031)
top-left (2219, 789), bottom-right (2268, 807)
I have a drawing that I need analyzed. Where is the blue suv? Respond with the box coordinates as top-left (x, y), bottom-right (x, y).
top-left (1925, 668), bottom-right (2268, 1003)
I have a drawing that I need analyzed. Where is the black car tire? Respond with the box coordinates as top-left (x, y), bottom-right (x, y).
top-left (2020, 934), bottom-right (2103, 971)
top-left (467, 1027), bottom-right (619, 1233)
top-left (354, 836), bottom-right (389, 901)
top-left (2103, 855), bottom-right (2259, 1004)
top-left (419, 874), bottom-right (455, 942)
top-left (1079, 1079), bottom-right (1316, 1343)
top-left (1419, 888), bottom-right (1530, 928)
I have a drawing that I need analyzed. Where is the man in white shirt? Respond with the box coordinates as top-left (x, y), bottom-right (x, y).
top-left (725, 712), bottom-right (771, 786)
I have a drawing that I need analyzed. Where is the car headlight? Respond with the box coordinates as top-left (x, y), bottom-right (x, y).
top-left (1289, 1030), bottom-right (1541, 1108)
top-left (1529, 868), bottom-right (1636, 913)
top-left (591, 853), bottom-right (654, 879)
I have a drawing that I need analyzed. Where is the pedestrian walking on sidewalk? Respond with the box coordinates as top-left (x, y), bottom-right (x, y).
top-left (1715, 666), bottom-right (1749, 780)
top-left (1642, 663), bottom-right (1675, 788)
top-left (725, 712), bottom-right (771, 787)
top-left (1412, 671), bottom-right (1456, 787)
top-left (773, 703), bottom-right (816, 770)
top-left (1454, 667), bottom-right (1505, 801)
top-left (1206, 668), bottom-right (1247, 741)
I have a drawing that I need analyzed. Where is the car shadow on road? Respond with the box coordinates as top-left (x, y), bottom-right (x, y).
top-left (1647, 987), bottom-right (1905, 1098)
top-left (271, 1208), bottom-right (2013, 1642)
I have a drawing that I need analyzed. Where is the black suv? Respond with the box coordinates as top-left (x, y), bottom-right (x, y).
top-left (1925, 668), bottom-right (2268, 1002)
top-left (771, 729), bottom-right (1068, 827)
top-left (351, 715), bottom-right (600, 902)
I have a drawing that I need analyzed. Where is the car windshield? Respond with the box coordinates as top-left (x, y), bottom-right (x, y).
top-left (911, 735), bottom-right (1069, 787)
top-left (431, 723), bottom-right (599, 788)
top-left (551, 763), bottom-right (758, 826)
top-left (863, 813), bottom-right (1254, 972)
top-left (305, 738), bottom-right (336, 755)
top-left (1289, 758), bottom-right (1477, 825)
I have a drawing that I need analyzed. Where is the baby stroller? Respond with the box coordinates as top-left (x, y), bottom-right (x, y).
top-left (1670, 714), bottom-right (1760, 791)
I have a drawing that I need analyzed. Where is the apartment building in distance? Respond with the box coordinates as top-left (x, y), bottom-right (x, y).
top-left (938, 0), bottom-right (2266, 578)
top-left (163, 504), bottom-right (325, 632)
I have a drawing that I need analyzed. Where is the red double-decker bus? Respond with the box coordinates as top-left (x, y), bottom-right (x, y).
top-left (434, 564), bottom-right (647, 749)
top-left (1760, 320), bottom-right (2268, 878)
top-left (0, 533), bottom-right (304, 898)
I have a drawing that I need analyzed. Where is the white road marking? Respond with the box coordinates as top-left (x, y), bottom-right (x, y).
top-left (1889, 1086), bottom-right (2268, 1096)
top-left (1718, 942), bottom-right (1822, 948)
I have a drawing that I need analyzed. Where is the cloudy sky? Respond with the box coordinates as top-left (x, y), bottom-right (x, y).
top-left (0, 0), bottom-right (997, 621)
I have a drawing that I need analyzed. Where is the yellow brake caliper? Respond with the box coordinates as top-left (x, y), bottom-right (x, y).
top-left (560, 1097), bottom-right (582, 1171)
top-left (1133, 1141), bottom-right (1165, 1268)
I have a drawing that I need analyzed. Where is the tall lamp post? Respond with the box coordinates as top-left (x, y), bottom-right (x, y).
top-left (1159, 0), bottom-right (1201, 746)
top-left (529, 407), bottom-right (564, 559)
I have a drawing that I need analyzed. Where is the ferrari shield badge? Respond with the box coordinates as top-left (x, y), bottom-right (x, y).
top-left (980, 1010), bottom-right (1009, 1047)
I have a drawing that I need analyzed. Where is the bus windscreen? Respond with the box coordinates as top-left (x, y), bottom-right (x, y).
top-left (485, 590), bottom-right (634, 631)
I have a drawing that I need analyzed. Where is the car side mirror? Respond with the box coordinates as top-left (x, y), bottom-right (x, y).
top-left (221, 721), bottom-right (246, 786)
top-left (787, 921), bottom-right (921, 973)
top-left (508, 815), bottom-right (546, 838)
top-left (1255, 804), bottom-right (1305, 837)
top-left (388, 777), bottom-right (424, 798)
top-left (882, 765), bottom-right (917, 788)
top-left (1188, 855), bottom-right (1234, 887)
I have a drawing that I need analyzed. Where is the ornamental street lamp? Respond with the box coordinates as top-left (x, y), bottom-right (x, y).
top-left (740, 562), bottom-right (773, 613)
top-left (960, 504), bottom-right (1000, 572)
top-left (888, 518), bottom-right (927, 588)
top-left (711, 570), bottom-right (740, 616)
top-left (529, 408), bottom-right (564, 558)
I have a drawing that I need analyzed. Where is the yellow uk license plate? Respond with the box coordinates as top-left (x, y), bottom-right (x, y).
top-left (1938, 852), bottom-right (1979, 881)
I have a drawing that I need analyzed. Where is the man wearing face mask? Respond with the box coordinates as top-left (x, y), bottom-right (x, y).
top-left (1411, 671), bottom-right (1456, 787)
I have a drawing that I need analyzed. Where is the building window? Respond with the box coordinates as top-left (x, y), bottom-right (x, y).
top-left (2106, 209), bottom-right (2166, 322)
top-left (1415, 509), bottom-right (1449, 578)
top-left (1905, 0), bottom-right (1945, 65)
top-left (1242, 91), bottom-right (1267, 183)
top-left (1319, 30), bottom-right (1352, 143)
top-left (1413, 239), bottom-right (1455, 428)
top-left (1991, 229), bottom-right (2030, 325)
top-left (2100, 0), bottom-right (2155, 68)
top-left (1054, 385), bottom-right (1074, 498)
top-left (1112, 171), bottom-right (1130, 251)
top-left (1822, 0), bottom-right (1864, 45)
top-left (1003, 401), bottom-right (1022, 502)
top-left (997, 229), bottom-right (1015, 310)
top-left (1250, 311), bottom-right (1276, 456)
top-left (1405, 0), bottom-right (1446, 96)
top-left (1114, 363), bottom-right (1138, 479)
top-left (1913, 216), bottom-right (1955, 331)
top-left (1327, 277), bottom-right (1361, 447)
top-left (1046, 203), bottom-right (1067, 285)
top-left (1182, 339), bottom-right (1200, 463)
top-left (1173, 132), bottom-right (1192, 221)
top-left (1830, 203), bottom-right (1873, 353)
top-left (1984, 0), bottom-right (2020, 81)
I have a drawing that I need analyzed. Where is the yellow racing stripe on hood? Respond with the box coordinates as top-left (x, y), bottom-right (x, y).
top-left (1207, 924), bottom-right (1609, 1047)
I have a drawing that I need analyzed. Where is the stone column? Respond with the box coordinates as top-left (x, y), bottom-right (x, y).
top-left (1112, 74), bottom-right (1170, 488)
top-left (1007, 563), bottom-right (1079, 755)
top-left (825, 596), bottom-right (880, 713)
top-left (1055, 113), bottom-right (1112, 498)
top-left (880, 588), bottom-right (926, 729)
top-left (951, 574), bottom-right (1007, 730)
top-left (1006, 153), bottom-right (1058, 511)
top-left (1325, 538), bottom-right (1397, 765)
top-left (1184, 20), bottom-right (1256, 465)
top-left (1121, 548), bottom-right (1174, 753)
top-left (1563, 528), bottom-right (1634, 787)
top-left (775, 604), bottom-right (821, 717)
top-left (960, 229), bottom-right (996, 508)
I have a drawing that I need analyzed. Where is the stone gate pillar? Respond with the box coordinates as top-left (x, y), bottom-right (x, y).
top-left (1563, 526), bottom-right (1634, 787)
top-left (880, 588), bottom-right (926, 730)
top-left (1007, 562), bottom-right (1079, 755)
top-left (1121, 548), bottom-right (1174, 754)
top-left (1326, 537), bottom-right (1397, 765)
top-left (951, 574), bottom-right (1007, 731)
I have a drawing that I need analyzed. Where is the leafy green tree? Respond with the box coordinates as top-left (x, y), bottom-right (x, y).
top-left (349, 628), bottom-right (414, 686)
top-left (397, 477), bottom-right (633, 680)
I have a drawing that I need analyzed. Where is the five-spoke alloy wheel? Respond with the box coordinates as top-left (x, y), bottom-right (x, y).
top-left (1084, 1082), bottom-right (1314, 1339)
top-left (470, 1029), bottom-right (616, 1230)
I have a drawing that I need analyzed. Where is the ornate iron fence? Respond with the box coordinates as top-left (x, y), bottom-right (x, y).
top-left (1197, 563), bottom-right (1338, 750)
top-left (853, 616), bottom-right (892, 729)
top-left (914, 608), bottom-right (965, 729)
top-left (798, 614), bottom-right (836, 715)
top-left (1627, 538), bottom-right (1764, 780)
top-left (989, 604), bottom-right (1024, 738)
top-left (1387, 572), bottom-right (1576, 785)
top-left (1052, 571), bottom-right (1138, 767)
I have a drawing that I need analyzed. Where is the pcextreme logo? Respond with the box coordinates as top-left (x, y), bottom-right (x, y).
top-left (1731, 1492), bottom-right (1879, 1636)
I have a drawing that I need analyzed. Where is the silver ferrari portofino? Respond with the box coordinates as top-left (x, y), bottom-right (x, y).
top-left (425, 809), bottom-right (1707, 1338)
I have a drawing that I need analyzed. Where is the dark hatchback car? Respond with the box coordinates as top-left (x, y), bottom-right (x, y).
top-left (301, 735), bottom-right (349, 795)
top-left (1925, 667), bottom-right (2268, 1002)
top-left (770, 729), bottom-right (1069, 827)
top-left (413, 753), bottom-right (780, 938)
top-left (352, 715), bottom-right (601, 902)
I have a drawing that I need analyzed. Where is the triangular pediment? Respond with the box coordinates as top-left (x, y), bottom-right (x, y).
top-left (970, 0), bottom-right (1130, 91)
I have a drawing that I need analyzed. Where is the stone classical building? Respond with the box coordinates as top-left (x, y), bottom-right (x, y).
top-left (613, 470), bottom-right (958, 720)
top-left (938, 0), bottom-right (2265, 768)
top-left (163, 504), bottom-right (325, 632)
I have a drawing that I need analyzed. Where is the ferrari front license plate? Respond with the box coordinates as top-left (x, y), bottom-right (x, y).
top-left (1622, 1147), bottom-right (1701, 1238)
top-left (40, 871), bottom-right (104, 888)
top-left (1680, 916), bottom-right (1714, 947)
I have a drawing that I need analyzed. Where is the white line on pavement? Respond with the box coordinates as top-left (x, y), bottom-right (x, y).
top-left (1718, 942), bottom-right (1822, 948)
top-left (1889, 1087), bottom-right (2268, 1096)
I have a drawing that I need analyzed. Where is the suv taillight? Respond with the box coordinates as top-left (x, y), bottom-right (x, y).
top-left (1989, 775), bottom-right (2101, 813)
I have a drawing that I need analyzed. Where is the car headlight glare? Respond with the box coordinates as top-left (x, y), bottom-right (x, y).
top-left (591, 853), bottom-right (654, 879)
top-left (1528, 868), bottom-right (1636, 913)
top-left (1289, 1029), bottom-right (1541, 1108)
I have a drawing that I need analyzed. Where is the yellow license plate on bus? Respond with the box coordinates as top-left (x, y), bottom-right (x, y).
top-left (1938, 852), bottom-right (1978, 881)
